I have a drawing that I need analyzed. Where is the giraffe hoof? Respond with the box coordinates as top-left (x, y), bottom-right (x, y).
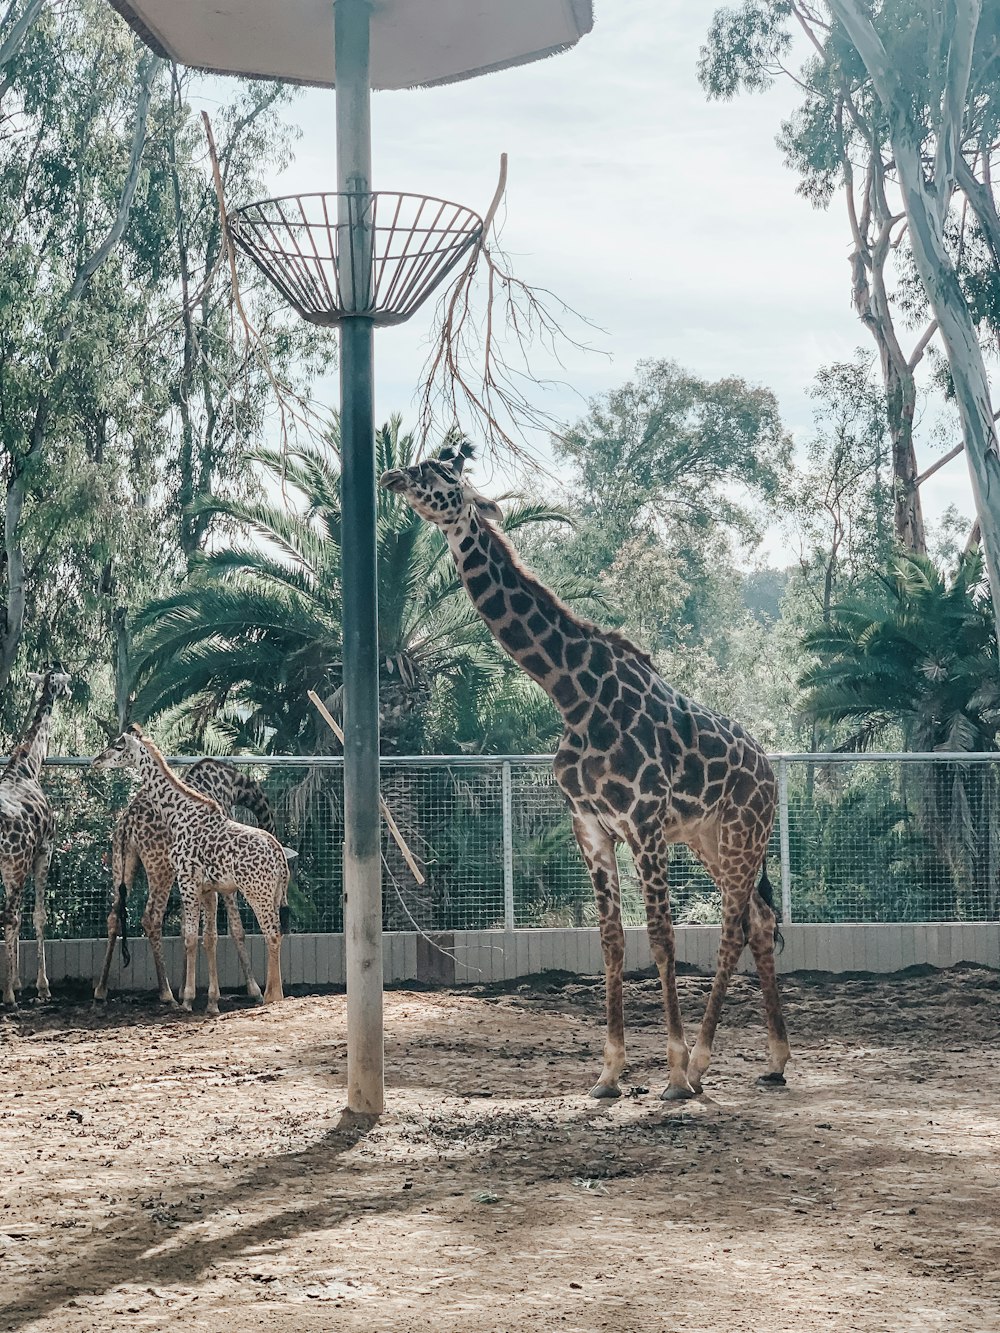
top-left (757, 1072), bottom-right (787, 1088)
top-left (589, 1082), bottom-right (621, 1100)
top-left (661, 1084), bottom-right (697, 1102)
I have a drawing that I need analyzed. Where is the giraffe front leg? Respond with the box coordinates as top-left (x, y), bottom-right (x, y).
top-left (630, 825), bottom-right (695, 1101)
top-left (571, 812), bottom-right (626, 1099)
top-left (201, 891), bottom-right (221, 1017)
top-left (178, 878), bottom-right (200, 1012)
top-left (2, 868), bottom-right (24, 1009)
top-left (32, 846), bottom-right (53, 1003)
top-left (223, 895), bottom-right (262, 1001)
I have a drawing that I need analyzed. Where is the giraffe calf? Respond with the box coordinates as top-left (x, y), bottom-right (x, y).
top-left (95, 761), bottom-right (284, 1008)
top-left (91, 728), bottom-right (289, 1014)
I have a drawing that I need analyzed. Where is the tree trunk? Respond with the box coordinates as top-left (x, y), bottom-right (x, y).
top-left (828, 0), bottom-right (1000, 611)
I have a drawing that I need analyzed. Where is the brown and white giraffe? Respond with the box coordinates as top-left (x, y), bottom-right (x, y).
top-left (94, 761), bottom-right (280, 1007)
top-left (1, 663), bottom-right (72, 1007)
top-left (381, 444), bottom-right (789, 1099)
top-left (91, 726), bottom-right (289, 1014)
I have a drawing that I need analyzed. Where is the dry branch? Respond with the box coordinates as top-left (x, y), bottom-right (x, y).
top-left (418, 152), bottom-right (602, 464)
top-left (307, 689), bottom-right (425, 886)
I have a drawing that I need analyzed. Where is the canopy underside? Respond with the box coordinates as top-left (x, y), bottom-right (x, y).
top-left (109, 0), bottom-right (593, 90)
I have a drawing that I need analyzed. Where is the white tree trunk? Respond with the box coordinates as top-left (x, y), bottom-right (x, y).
top-left (827, 0), bottom-right (1000, 608)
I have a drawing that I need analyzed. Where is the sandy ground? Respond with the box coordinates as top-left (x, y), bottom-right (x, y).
top-left (0, 964), bottom-right (998, 1333)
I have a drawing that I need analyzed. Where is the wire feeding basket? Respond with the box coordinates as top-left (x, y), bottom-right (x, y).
top-left (228, 191), bottom-right (484, 327)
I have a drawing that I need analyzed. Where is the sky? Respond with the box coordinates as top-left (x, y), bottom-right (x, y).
top-left (258, 0), bottom-right (974, 553)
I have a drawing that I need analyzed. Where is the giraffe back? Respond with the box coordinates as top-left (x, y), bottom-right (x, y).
top-left (114, 759), bottom-right (276, 875)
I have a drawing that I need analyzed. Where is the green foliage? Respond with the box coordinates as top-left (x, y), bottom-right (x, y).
top-left (132, 419), bottom-right (575, 755)
top-left (800, 549), bottom-right (998, 753)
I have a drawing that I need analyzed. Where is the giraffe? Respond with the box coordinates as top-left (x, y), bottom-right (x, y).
top-left (91, 726), bottom-right (289, 1014)
top-left (1, 663), bottom-right (73, 1007)
top-left (381, 443), bottom-right (789, 1099)
top-left (94, 761), bottom-right (281, 1007)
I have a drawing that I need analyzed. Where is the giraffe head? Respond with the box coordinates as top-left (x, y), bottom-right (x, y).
top-left (380, 439), bottom-right (502, 529)
top-left (91, 723), bottom-right (146, 772)
top-left (27, 661), bottom-right (73, 700)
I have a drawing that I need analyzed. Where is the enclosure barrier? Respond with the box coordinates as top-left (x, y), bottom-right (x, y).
top-left (3, 752), bottom-right (999, 986)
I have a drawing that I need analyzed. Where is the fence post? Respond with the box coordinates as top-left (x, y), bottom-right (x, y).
top-left (778, 756), bottom-right (793, 925)
top-left (502, 761), bottom-right (515, 930)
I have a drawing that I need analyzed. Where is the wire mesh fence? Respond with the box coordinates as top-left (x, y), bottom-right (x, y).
top-left (9, 752), bottom-right (1000, 940)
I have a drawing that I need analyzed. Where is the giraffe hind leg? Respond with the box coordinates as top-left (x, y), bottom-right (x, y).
top-left (223, 895), bottom-right (262, 1001)
top-left (201, 890), bottom-right (221, 1017)
top-left (2, 865), bottom-right (25, 1008)
top-left (32, 845), bottom-right (53, 1003)
top-left (629, 822), bottom-right (695, 1100)
top-left (687, 863), bottom-right (755, 1094)
top-left (747, 884), bottom-right (790, 1083)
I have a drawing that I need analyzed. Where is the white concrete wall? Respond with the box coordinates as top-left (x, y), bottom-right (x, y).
top-left (4, 923), bottom-right (998, 995)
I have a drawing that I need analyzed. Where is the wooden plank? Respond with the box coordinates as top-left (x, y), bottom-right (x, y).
top-left (331, 932), bottom-right (345, 985)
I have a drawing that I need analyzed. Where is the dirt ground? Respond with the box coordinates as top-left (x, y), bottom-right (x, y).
top-left (1, 965), bottom-right (999, 1333)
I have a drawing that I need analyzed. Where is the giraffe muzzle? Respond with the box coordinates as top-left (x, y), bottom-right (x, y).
top-left (379, 469), bottom-right (406, 492)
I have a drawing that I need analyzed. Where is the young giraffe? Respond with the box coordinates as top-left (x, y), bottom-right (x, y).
top-left (381, 444), bottom-right (789, 1099)
top-left (1, 664), bottom-right (73, 1007)
top-left (91, 726), bottom-right (289, 1014)
top-left (94, 762), bottom-right (279, 1007)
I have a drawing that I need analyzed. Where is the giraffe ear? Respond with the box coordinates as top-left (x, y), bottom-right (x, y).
top-left (126, 723), bottom-right (144, 738)
top-left (26, 671), bottom-right (43, 685)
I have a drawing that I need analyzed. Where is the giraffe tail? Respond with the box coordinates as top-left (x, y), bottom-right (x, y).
top-left (115, 882), bottom-right (131, 968)
top-left (750, 861), bottom-right (783, 954)
top-left (277, 862), bottom-right (291, 936)
top-left (110, 820), bottom-right (131, 967)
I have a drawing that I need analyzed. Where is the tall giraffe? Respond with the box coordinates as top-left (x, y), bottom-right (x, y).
top-left (381, 445), bottom-right (789, 1099)
top-left (94, 761), bottom-right (280, 1007)
top-left (0, 663), bottom-right (72, 1007)
top-left (91, 726), bottom-right (289, 1014)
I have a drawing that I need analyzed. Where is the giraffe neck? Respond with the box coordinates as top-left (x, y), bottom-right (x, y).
top-left (133, 743), bottom-right (218, 832)
top-left (7, 686), bottom-right (58, 782)
top-left (445, 510), bottom-right (587, 717)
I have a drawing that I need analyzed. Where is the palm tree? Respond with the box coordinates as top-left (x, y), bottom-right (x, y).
top-left (799, 549), bottom-right (1000, 917)
top-left (800, 550), bottom-right (999, 753)
top-left (131, 418), bottom-right (571, 753)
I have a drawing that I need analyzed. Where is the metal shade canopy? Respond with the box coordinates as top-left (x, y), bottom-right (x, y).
top-left (108, 0), bottom-right (593, 90)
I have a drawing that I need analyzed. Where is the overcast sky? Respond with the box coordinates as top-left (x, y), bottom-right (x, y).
top-left (260, 0), bottom-right (973, 550)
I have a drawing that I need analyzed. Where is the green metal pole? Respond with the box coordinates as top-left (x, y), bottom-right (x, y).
top-left (335, 0), bottom-right (383, 1115)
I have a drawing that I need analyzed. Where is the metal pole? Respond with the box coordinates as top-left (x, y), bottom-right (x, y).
top-left (501, 761), bottom-right (514, 930)
top-left (778, 757), bottom-right (792, 926)
top-left (335, 0), bottom-right (383, 1115)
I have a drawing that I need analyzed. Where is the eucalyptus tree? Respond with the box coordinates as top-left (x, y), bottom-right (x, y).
top-left (788, 355), bottom-right (896, 625)
top-left (542, 359), bottom-right (791, 710)
top-left (700, 1), bottom-right (1000, 571)
top-left (0, 1), bottom-right (158, 701)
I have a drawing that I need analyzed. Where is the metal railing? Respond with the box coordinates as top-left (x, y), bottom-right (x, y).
top-left (8, 751), bottom-right (1000, 937)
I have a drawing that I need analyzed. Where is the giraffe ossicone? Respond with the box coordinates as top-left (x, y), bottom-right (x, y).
top-left (90, 726), bottom-right (289, 1015)
top-left (381, 446), bottom-right (790, 1098)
